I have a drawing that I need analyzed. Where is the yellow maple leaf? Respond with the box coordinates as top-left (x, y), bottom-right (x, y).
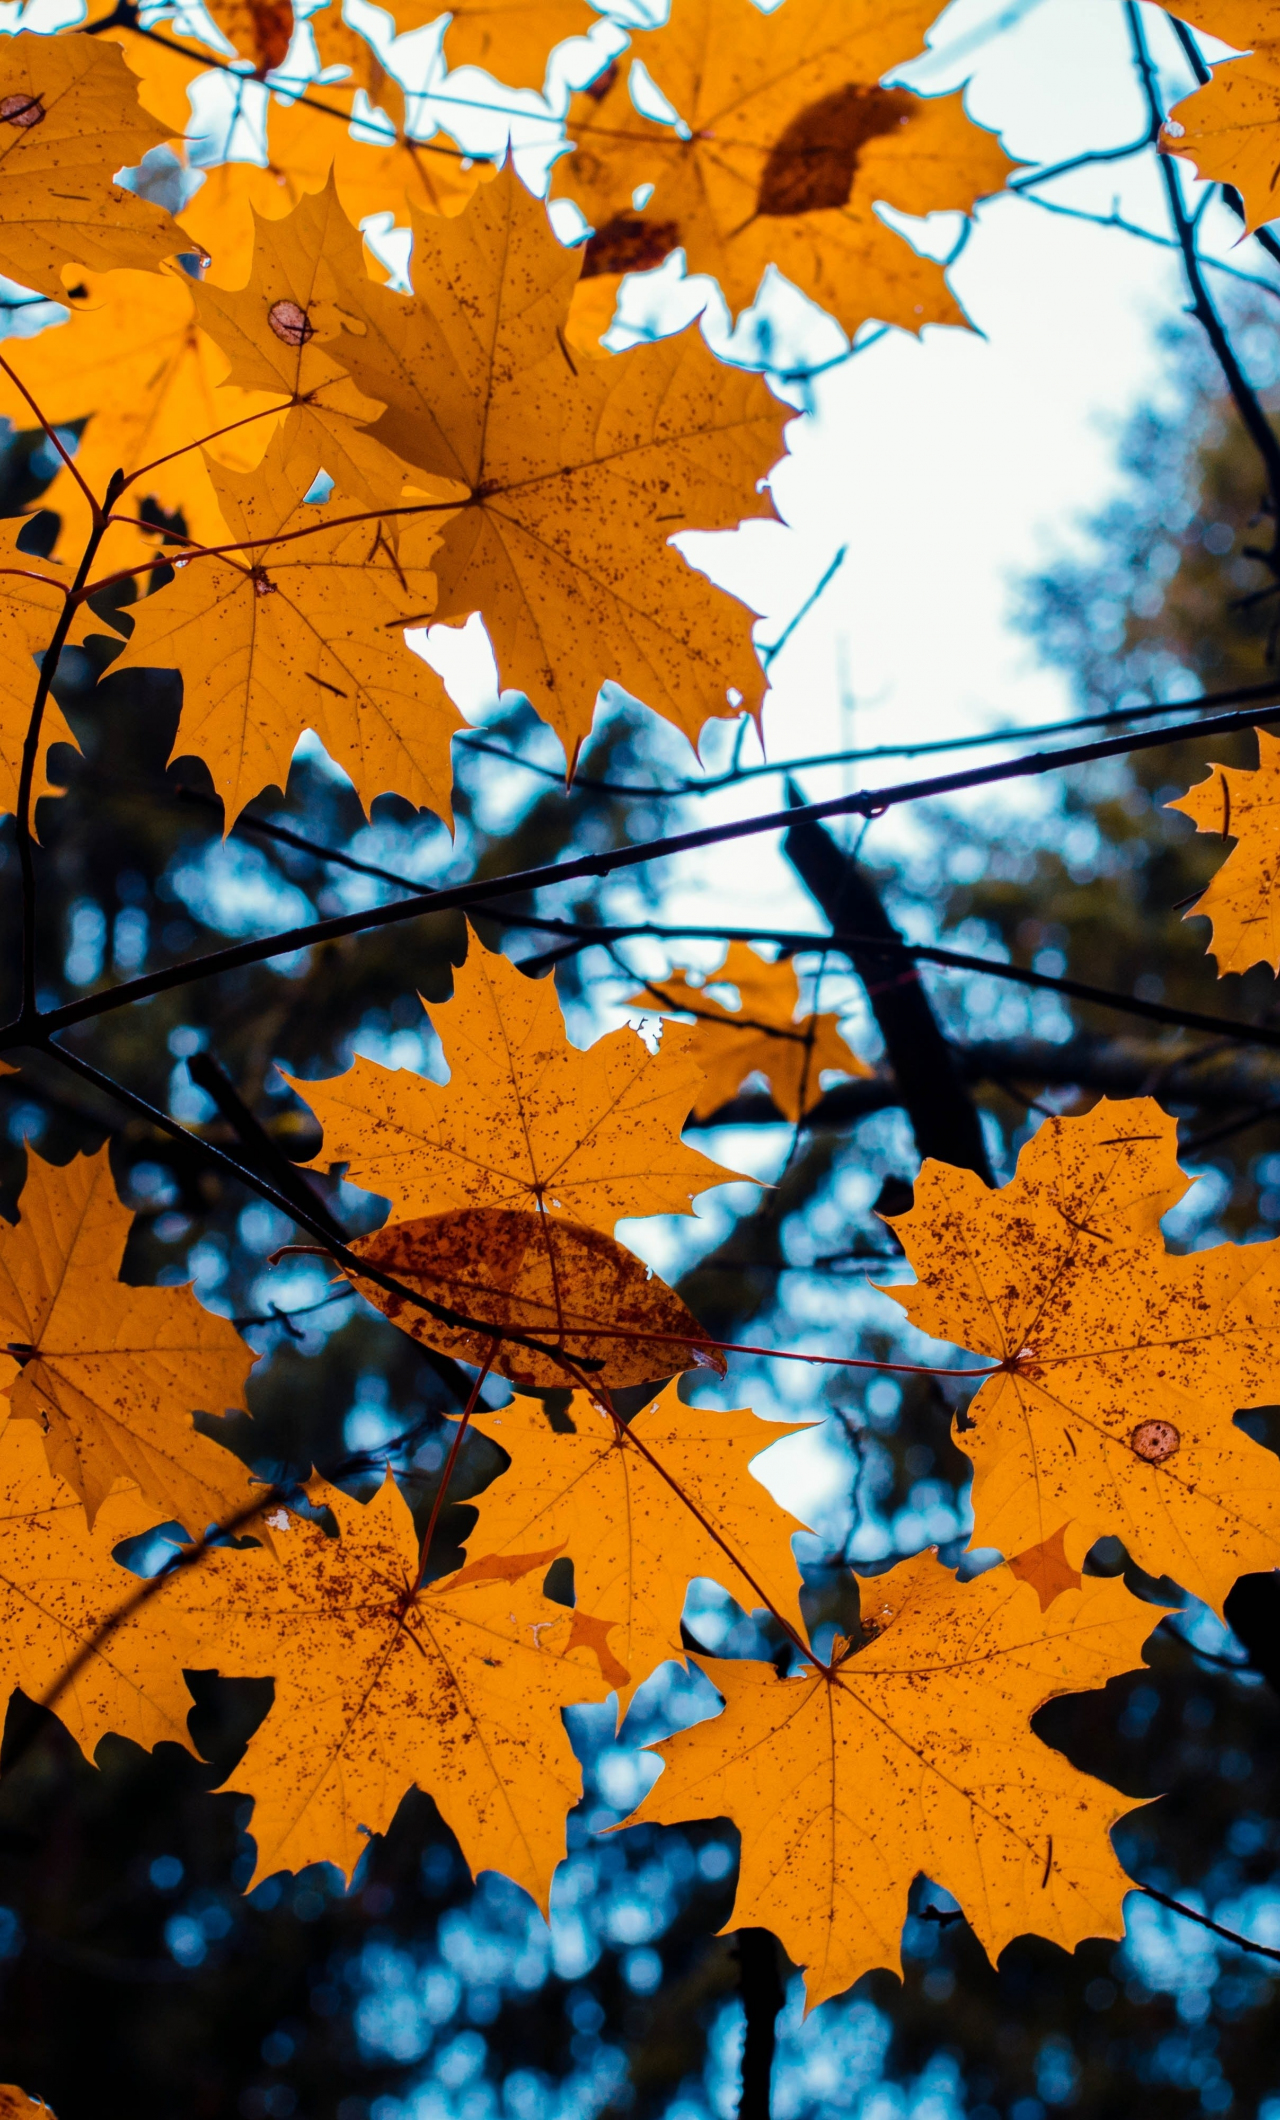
top-left (1166, 728), bottom-right (1280, 973)
top-left (161, 1473), bottom-right (615, 1899)
top-left (467, 1380), bottom-right (812, 1710)
top-left (108, 21), bottom-right (212, 137)
top-left (0, 1145), bottom-right (262, 1538)
top-left (551, 0), bottom-right (1016, 343)
top-left (1161, 5), bottom-right (1280, 230)
top-left (628, 1549), bottom-right (1160, 2008)
top-left (0, 526), bottom-right (78, 822)
top-left (108, 427), bottom-right (461, 827)
top-left (0, 1416), bottom-right (202, 1763)
top-left (1161, 1), bottom-right (1275, 35)
top-left (435, 0), bottom-right (600, 88)
top-left (287, 926), bottom-right (741, 1233)
top-left (345, 1208), bottom-right (722, 1390)
top-left (884, 1095), bottom-right (1280, 1614)
top-left (0, 266), bottom-right (279, 580)
top-left (185, 177), bottom-right (417, 510)
top-left (180, 96), bottom-right (481, 292)
top-left (0, 33), bottom-right (182, 300)
top-left (631, 943), bottom-right (871, 1120)
top-left (310, 8), bottom-right (402, 123)
top-left (327, 164), bottom-right (788, 759)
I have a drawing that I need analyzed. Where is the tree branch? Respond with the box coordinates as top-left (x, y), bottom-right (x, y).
top-left (12, 690), bottom-right (1280, 1047)
top-left (1134, 1), bottom-right (1280, 576)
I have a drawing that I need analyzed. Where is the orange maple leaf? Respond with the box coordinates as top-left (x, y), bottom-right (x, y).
top-left (108, 429), bottom-right (461, 829)
top-left (0, 266), bottom-right (279, 580)
top-left (1161, 5), bottom-right (1280, 231)
top-left (179, 95), bottom-right (482, 293)
top-left (325, 163), bottom-right (789, 760)
top-left (0, 33), bottom-right (183, 300)
top-left (628, 1549), bottom-right (1161, 2008)
top-left (466, 1381), bottom-right (813, 1710)
top-left (161, 1474), bottom-right (616, 1901)
top-left (884, 1095), bottom-right (1280, 1613)
top-left (436, 0), bottom-right (601, 88)
top-left (630, 943), bottom-right (870, 1120)
top-left (1166, 730), bottom-right (1280, 974)
top-left (0, 1417), bottom-right (202, 1764)
top-left (108, 21), bottom-right (211, 137)
top-left (186, 178), bottom-right (423, 512)
top-left (287, 926), bottom-right (741, 1233)
top-left (0, 1145), bottom-right (261, 1539)
top-left (551, 0), bottom-right (1017, 343)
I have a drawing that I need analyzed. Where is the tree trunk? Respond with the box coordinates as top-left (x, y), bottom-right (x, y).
top-left (784, 804), bottom-right (994, 1185)
top-left (737, 1927), bottom-right (785, 2120)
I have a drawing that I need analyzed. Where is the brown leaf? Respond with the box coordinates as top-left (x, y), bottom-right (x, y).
top-left (344, 1206), bottom-right (724, 1390)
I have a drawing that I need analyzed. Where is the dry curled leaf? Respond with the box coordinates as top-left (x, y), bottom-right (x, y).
top-left (468, 1380), bottom-right (812, 1709)
top-left (346, 1207), bottom-right (722, 1390)
top-left (161, 1473), bottom-right (616, 1901)
top-left (288, 926), bottom-right (741, 1232)
top-left (110, 429), bottom-right (461, 828)
top-left (884, 1096), bottom-right (1280, 1614)
top-left (552, 0), bottom-right (1016, 342)
top-left (331, 164), bottom-right (788, 759)
top-left (0, 1145), bottom-right (260, 1539)
top-left (0, 1416), bottom-right (202, 1764)
top-left (0, 33), bottom-right (182, 300)
top-left (1166, 730), bottom-right (1280, 974)
top-left (627, 1549), bottom-right (1160, 2008)
top-left (631, 943), bottom-right (870, 1119)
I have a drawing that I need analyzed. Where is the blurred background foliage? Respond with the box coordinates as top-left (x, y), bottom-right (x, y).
top-left (6, 277), bottom-right (1280, 2120)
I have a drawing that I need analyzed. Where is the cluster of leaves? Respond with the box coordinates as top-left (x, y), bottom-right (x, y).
top-left (12, 1), bottom-right (1280, 2112)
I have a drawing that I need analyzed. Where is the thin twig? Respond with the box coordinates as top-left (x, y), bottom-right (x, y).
top-left (412, 1343), bottom-right (497, 1593)
top-left (0, 347), bottom-right (99, 517)
top-left (1136, 1883), bottom-right (1280, 1965)
top-left (1131, 1), bottom-right (1280, 580)
top-left (12, 689), bottom-right (1280, 1049)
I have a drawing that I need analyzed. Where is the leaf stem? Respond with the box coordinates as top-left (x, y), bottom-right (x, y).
top-left (562, 1366), bottom-right (833, 1680)
top-left (412, 1340), bottom-right (497, 1595)
top-left (80, 492), bottom-right (463, 599)
top-left (0, 348), bottom-right (100, 520)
